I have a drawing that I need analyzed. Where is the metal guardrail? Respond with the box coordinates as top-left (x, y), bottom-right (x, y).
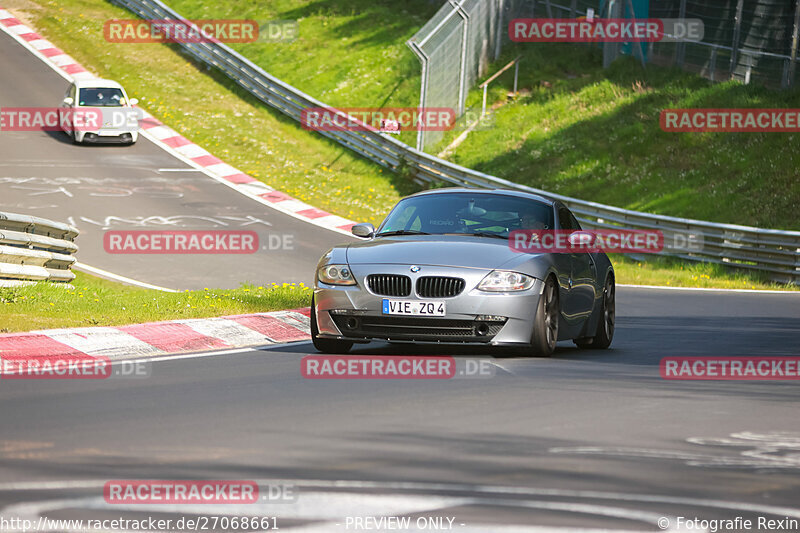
top-left (0, 212), bottom-right (79, 287)
top-left (113, 0), bottom-right (800, 284)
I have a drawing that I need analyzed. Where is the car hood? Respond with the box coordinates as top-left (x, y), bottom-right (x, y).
top-left (345, 235), bottom-right (532, 270)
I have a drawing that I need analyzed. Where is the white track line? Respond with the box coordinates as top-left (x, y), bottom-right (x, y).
top-left (73, 262), bottom-right (178, 292)
top-left (618, 284), bottom-right (800, 294)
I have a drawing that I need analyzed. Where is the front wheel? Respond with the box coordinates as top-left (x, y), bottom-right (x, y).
top-left (310, 296), bottom-right (353, 354)
top-left (574, 274), bottom-right (615, 349)
top-left (527, 276), bottom-right (559, 357)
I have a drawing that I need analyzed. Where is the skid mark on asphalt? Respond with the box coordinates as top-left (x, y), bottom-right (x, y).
top-left (550, 431), bottom-right (800, 469)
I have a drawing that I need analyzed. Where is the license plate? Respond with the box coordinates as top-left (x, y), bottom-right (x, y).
top-left (382, 299), bottom-right (446, 316)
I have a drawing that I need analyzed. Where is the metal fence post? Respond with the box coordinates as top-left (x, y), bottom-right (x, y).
top-left (676, 0), bottom-right (687, 67)
top-left (455, 2), bottom-right (469, 116)
top-left (788, 0), bottom-right (800, 88)
top-left (709, 47), bottom-right (717, 81)
top-left (729, 0), bottom-right (745, 77)
top-left (603, 0), bottom-right (621, 68)
top-left (408, 41), bottom-right (429, 152)
top-left (494, 0), bottom-right (505, 61)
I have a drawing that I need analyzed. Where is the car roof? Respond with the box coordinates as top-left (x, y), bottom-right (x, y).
top-left (73, 78), bottom-right (124, 89)
top-left (406, 187), bottom-right (556, 206)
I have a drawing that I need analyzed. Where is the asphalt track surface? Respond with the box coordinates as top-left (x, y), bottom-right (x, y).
top-left (0, 28), bottom-right (346, 290)
top-left (1, 287), bottom-right (799, 531)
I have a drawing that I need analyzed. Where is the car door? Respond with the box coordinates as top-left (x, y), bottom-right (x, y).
top-left (556, 205), bottom-right (594, 334)
top-left (59, 84), bottom-right (76, 134)
top-left (566, 208), bottom-right (596, 321)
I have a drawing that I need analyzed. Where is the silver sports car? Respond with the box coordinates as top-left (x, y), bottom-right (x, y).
top-left (311, 188), bottom-right (615, 356)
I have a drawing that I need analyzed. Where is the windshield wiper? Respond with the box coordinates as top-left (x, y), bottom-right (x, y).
top-left (464, 231), bottom-right (508, 240)
top-left (375, 230), bottom-right (431, 237)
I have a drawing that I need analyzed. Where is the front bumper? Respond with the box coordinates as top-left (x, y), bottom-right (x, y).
top-left (77, 130), bottom-right (138, 144)
top-left (314, 264), bottom-right (544, 346)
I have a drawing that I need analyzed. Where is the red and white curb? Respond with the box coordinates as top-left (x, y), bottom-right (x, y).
top-left (0, 8), bottom-right (357, 236)
top-left (0, 308), bottom-right (312, 365)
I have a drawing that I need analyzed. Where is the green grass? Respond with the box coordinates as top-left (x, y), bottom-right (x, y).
top-left (611, 254), bottom-right (799, 291)
top-left (167, 0), bottom-right (435, 149)
top-left (439, 44), bottom-right (800, 230)
top-left (0, 271), bottom-right (311, 333)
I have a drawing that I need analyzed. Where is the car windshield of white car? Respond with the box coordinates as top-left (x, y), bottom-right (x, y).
top-left (78, 88), bottom-right (125, 107)
top-left (376, 193), bottom-right (554, 238)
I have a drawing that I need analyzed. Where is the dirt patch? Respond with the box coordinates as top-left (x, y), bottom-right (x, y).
top-left (2, 0), bottom-right (44, 28)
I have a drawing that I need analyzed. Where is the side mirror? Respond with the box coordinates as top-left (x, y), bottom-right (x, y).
top-left (62, 97), bottom-right (73, 106)
top-left (128, 98), bottom-right (139, 106)
top-left (568, 230), bottom-right (596, 248)
top-left (351, 223), bottom-right (375, 238)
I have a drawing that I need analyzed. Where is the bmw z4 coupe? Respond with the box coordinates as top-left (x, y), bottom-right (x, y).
top-left (311, 188), bottom-right (615, 356)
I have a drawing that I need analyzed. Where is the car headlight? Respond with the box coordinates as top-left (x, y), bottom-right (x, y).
top-left (477, 270), bottom-right (535, 292)
top-left (317, 264), bottom-right (356, 286)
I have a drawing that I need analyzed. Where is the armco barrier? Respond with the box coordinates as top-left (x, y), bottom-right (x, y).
top-left (0, 212), bottom-right (79, 286)
top-left (112, 0), bottom-right (800, 284)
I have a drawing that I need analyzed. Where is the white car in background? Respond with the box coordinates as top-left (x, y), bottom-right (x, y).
top-left (59, 79), bottom-right (140, 145)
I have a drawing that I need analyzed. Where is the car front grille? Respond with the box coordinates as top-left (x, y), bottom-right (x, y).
top-left (330, 315), bottom-right (506, 342)
top-left (416, 276), bottom-right (465, 298)
top-left (367, 274), bottom-right (412, 297)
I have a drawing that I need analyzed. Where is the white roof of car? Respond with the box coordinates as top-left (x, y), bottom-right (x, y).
top-left (73, 78), bottom-right (124, 89)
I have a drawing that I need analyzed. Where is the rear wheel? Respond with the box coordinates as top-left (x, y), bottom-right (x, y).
top-left (528, 276), bottom-right (559, 357)
top-left (575, 274), bottom-right (615, 349)
top-left (310, 296), bottom-right (353, 354)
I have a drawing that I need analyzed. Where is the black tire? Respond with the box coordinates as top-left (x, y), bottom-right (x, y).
top-left (528, 276), bottom-right (559, 357)
top-left (310, 296), bottom-right (353, 354)
top-left (574, 274), bottom-right (615, 349)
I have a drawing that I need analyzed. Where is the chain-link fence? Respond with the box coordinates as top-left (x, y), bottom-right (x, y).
top-left (407, 0), bottom-right (525, 151)
top-left (649, 0), bottom-right (800, 88)
top-left (517, 0), bottom-right (800, 87)
top-left (410, 0), bottom-right (800, 150)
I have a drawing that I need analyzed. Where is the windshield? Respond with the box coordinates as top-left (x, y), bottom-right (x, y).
top-left (376, 192), bottom-right (554, 238)
top-left (78, 87), bottom-right (125, 107)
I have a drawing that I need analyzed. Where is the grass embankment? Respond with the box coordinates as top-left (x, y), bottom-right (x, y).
top-left (167, 0), bottom-right (435, 149)
top-left (0, 271), bottom-right (311, 333)
top-left (610, 255), bottom-right (798, 291)
top-left (152, 0), bottom-right (800, 231)
top-left (440, 45), bottom-right (800, 231)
